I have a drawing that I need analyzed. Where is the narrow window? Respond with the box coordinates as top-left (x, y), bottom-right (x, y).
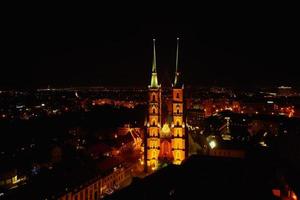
top-left (152, 94), bottom-right (156, 101)
top-left (176, 93), bottom-right (179, 98)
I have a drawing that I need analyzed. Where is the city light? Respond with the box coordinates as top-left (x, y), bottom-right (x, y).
top-left (209, 140), bottom-right (217, 149)
top-left (162, 123), bottom-right (171, 133)
top-left (0, 27), bottom-right (299, 200)
top-left (259, 141), bottom-right (268, 147)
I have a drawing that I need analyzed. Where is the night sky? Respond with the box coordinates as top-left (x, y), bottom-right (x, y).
top-left (2, 11), bottom-right (299, 89)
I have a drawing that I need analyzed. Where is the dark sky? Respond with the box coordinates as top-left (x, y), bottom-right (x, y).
top-left (2, 11), bottom-right (299, 89)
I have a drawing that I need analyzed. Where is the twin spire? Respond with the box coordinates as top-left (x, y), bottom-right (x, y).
top-left (150, 39), bottom-right (159, 88)
top-left (152, 39), bottom-right (157, 73)
top-left (149, 38), bottom-right (182, 89)
top-left (174, 37), bottom-right (182, 88)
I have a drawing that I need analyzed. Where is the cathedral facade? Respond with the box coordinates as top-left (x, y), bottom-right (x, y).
top-left (145, 38), bottom-right (187, 171)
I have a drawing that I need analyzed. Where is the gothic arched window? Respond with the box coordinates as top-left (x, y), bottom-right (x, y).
top-left (176, 93), bottom-right (179, 99)
top-left (152, 94), bottom-right (156, 101)
top-left (153, 108), bottom-right (155, 114)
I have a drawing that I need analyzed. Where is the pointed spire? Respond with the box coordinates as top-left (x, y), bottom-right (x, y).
top-left (175, 37), bottom-right (179, 74)
top-left (150, 38), bottom-right (159, 88)
top-left (174, 37), bottom-right (183, 88)
top-left (152, 38), bottom-right (157, 73)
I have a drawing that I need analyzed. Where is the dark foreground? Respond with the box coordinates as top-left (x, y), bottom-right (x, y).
top-left (106, 154), bottom-right (299, 200)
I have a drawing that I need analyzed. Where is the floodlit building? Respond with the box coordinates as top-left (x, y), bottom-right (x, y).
top-left (145, 38), bottom-right (188, 171)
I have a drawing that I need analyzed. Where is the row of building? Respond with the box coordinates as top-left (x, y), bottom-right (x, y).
top-left (58, 160), bottom-right (133, 200)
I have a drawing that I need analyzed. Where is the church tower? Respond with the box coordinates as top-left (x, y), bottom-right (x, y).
top-left (171, 38), bottom-right (186, 165)
top-left (145, 38), bottom-right (187, 172)
top-left (146, 39), bottom-right (161, 170)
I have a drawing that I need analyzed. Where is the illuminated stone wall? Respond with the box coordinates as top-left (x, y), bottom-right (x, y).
top-left (171, 87), bottom-right (185, 165)
top-left (147, 88), bottom-right (161, 169)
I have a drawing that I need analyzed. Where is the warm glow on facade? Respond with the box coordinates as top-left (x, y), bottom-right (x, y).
top-left (145, 38), bottom-right (186, 170)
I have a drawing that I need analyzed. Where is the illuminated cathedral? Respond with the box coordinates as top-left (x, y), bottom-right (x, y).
top-left (145, 38), bottom-right (187, 171)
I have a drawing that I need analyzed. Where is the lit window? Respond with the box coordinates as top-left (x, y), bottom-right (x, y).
top-left (152, 121), bottom-right (156, 126)
top-left (12, 175), bottom-right (18, 184)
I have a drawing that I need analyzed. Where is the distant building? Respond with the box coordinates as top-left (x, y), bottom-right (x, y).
top-left (206, 139), bottom-right (246, 158)
top-left (58, 158), bottom-right (133, 200)
top-left (208, 148), bottom-right (245, 158)
top-left (277, 86), bottom-right (294, 97)
top-left (88, 143), bottom-right (113, 159)
top-left (0, 169), bottom-right (26, 190)
top-left (187, 108), bottom-right (205, 127)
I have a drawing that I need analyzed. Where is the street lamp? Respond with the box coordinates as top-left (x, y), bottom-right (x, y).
top-left (209, 140), bottom-right (217, 149)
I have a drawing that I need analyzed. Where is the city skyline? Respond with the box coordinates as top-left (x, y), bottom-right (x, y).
top-left (1, 8), bottom-right (300, 199)
top-left (2, 20), bottom-right (299, 89)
